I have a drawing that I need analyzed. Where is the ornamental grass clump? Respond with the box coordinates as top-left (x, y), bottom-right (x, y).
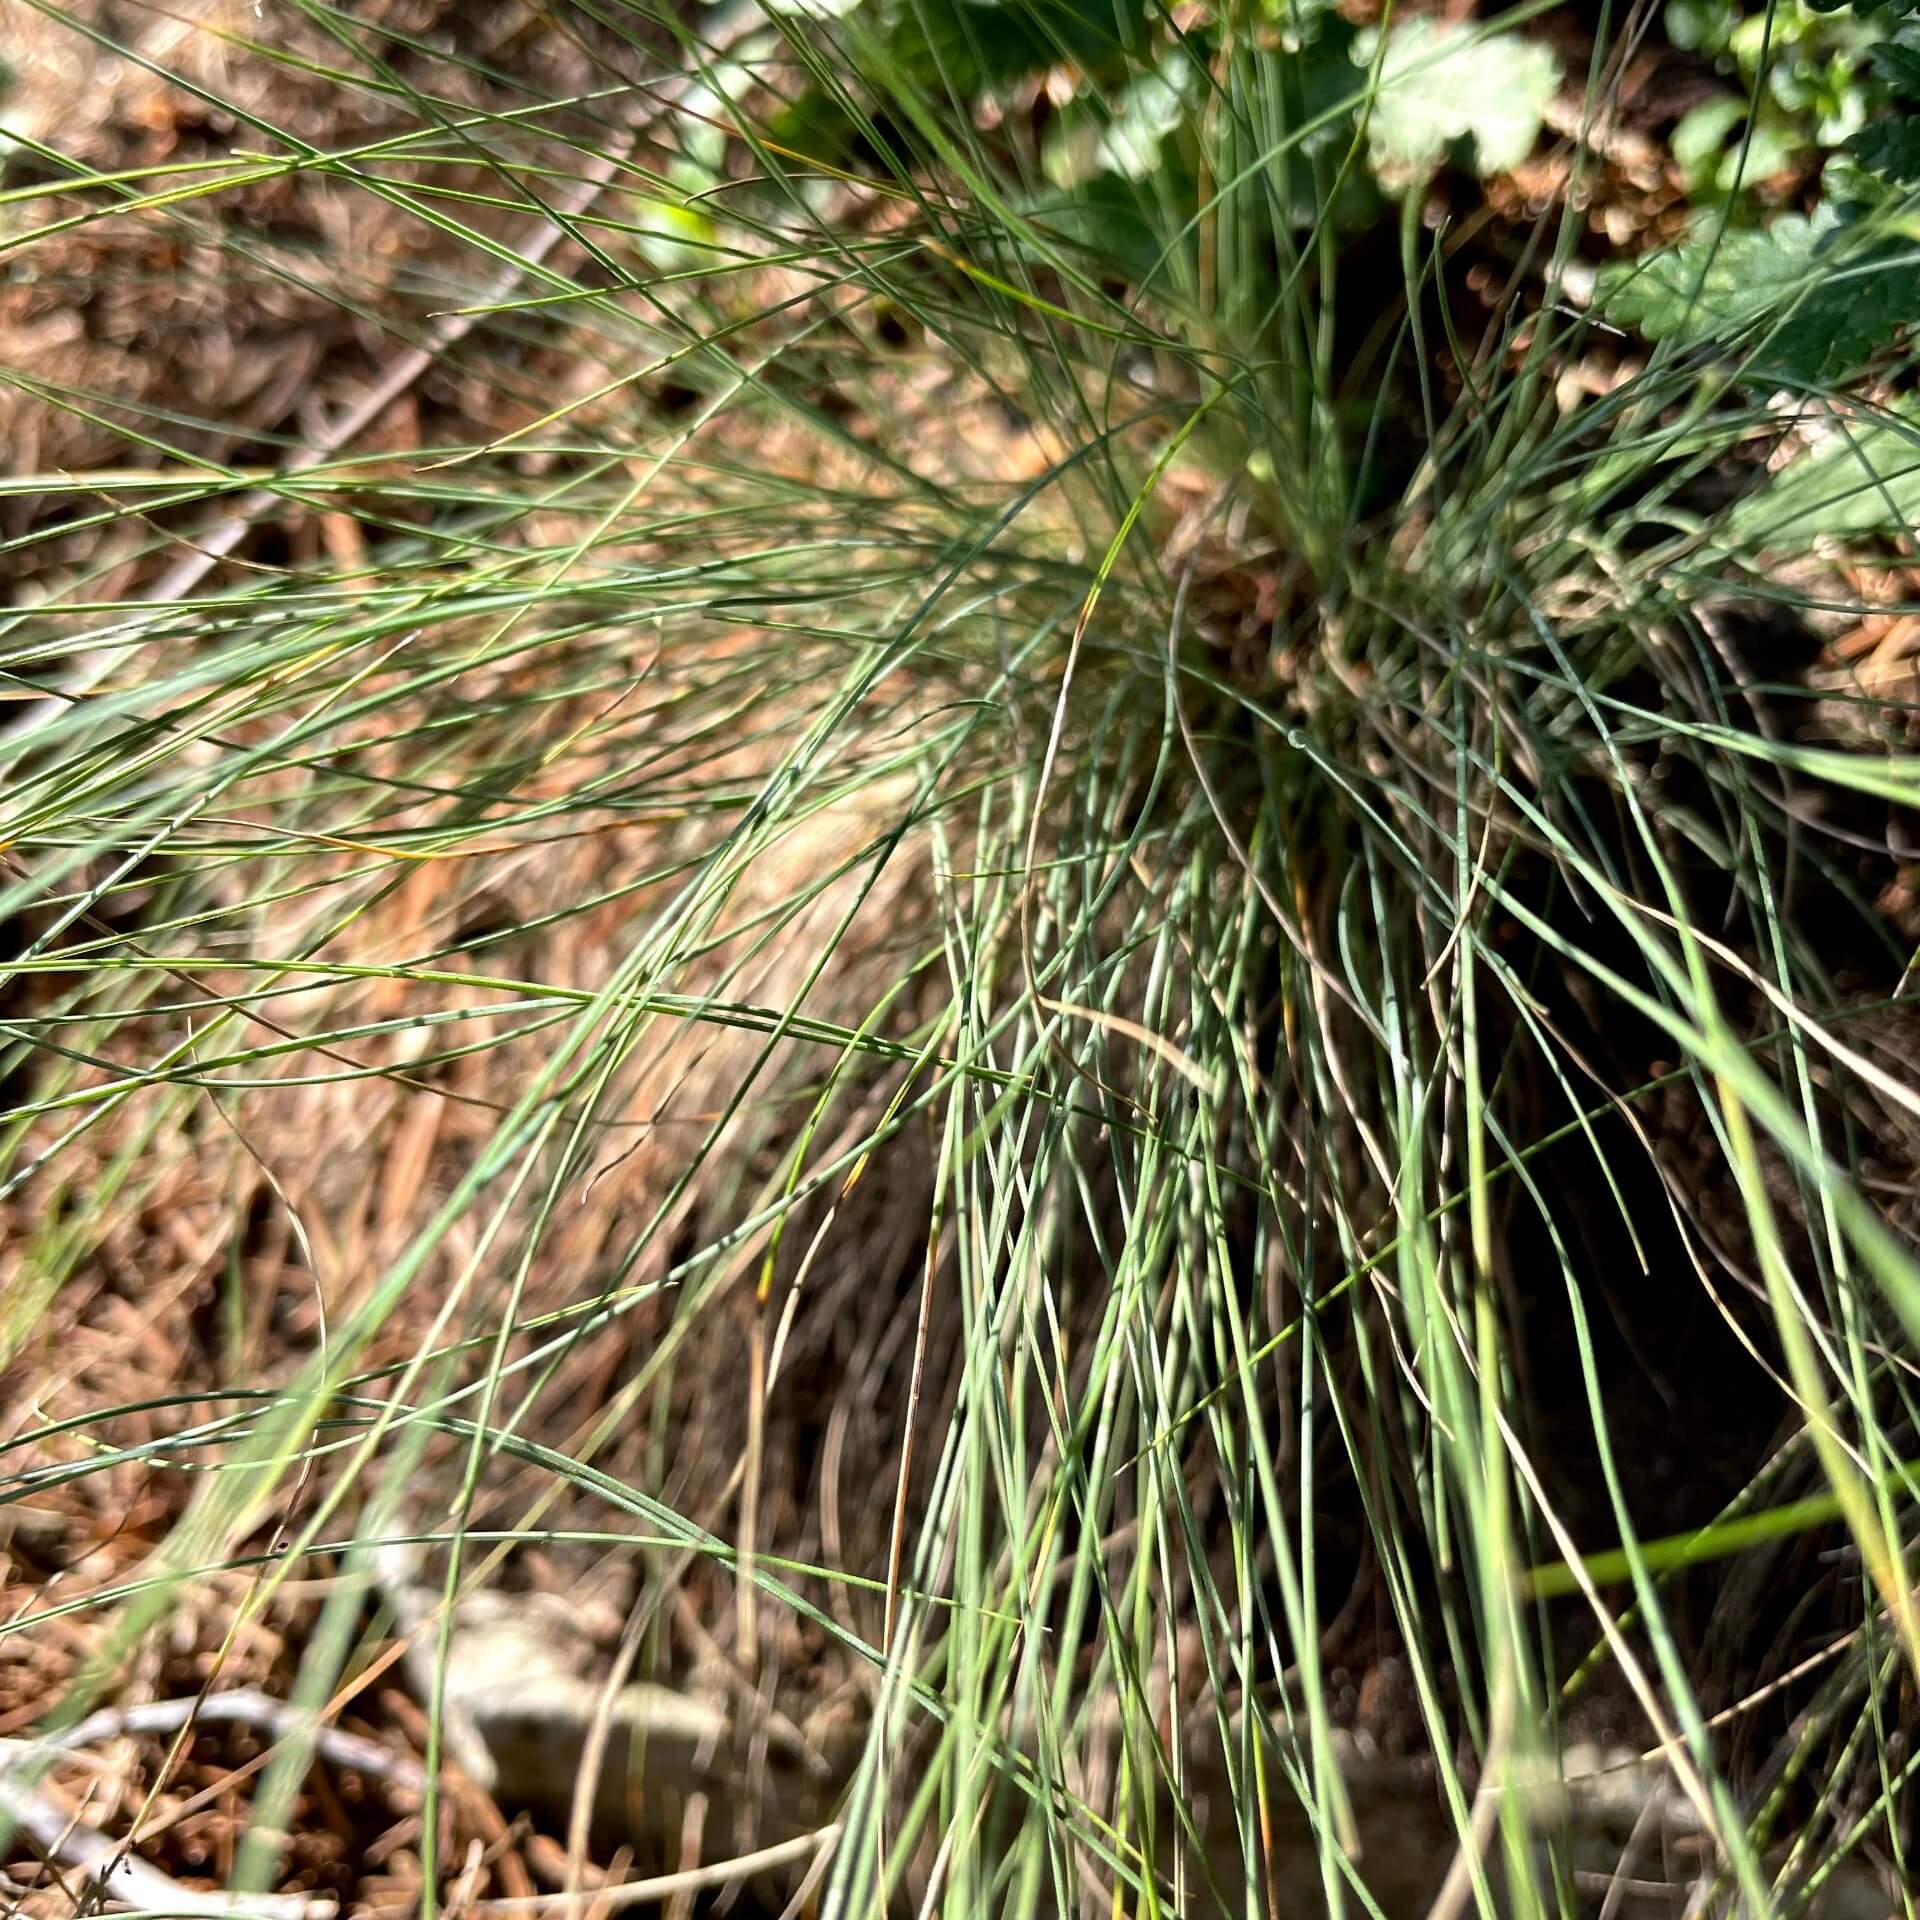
top-left (5, 0), bottom-right (1920, 1913)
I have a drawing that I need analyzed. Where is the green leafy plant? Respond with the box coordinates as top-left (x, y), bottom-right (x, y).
top-left (1595, 202), bottom-right (1920, 380)
top-left (1667, 0), bottom-right (1883, 194)
top-left (1608, 0), bottom-right (1920, 386)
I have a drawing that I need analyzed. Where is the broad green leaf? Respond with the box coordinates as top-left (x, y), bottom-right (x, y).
top-left (1597, 214), bottom-right (1920, 382)
top-left (1352, 19), bottom-right (1560, 190)
top-left (1850, 43), bottom-right (1920, 176)
top-left (1727, 403), bottom-right (1920, 543)
top-left (1848, 111), bottom-right (1920, 177)
top-left (1673, 94), bottom-right (1748, 189)
top-left (1869, 38), bottom-right (1920, 91)
top-left (1599, 216), bottom-right (1826, 340)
